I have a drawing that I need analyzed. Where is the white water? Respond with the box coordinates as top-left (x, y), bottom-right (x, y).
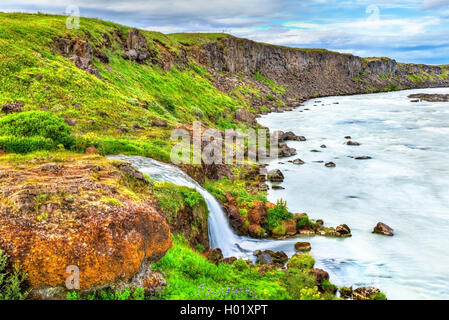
top-left (258, 88), bottom-right (449, 300)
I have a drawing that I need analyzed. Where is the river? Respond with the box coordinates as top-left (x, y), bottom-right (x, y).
top-left (258, 87), bottom-right (449, 300)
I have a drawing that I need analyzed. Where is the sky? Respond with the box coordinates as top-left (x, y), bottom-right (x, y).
top-left (1, 0), bottom-right (449, 65)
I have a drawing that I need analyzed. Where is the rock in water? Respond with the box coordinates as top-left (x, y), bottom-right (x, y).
top-left (268, 169), bottom-right (284, 182)
top-left (289, 158), bottom-right (305, 165)
top-left (295, 242), bottom-right (312, 252)
top-left (373, 222), bottom-right (394, 236)
top-left (355, 156), bottom-right (372, 160)
top-left (347, 141), bottom-right (361, 146)
top-left (336, 224), bottom-right (351, 235)
top-left (325, 162), bottom-right (336, 167)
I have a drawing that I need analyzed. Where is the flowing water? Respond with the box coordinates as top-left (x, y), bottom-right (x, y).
top-left (258, 88), bottom-right (449, 300)
top-left (110, 87), bottom-right (449, 300)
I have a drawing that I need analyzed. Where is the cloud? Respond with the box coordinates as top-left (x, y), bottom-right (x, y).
top-left (421, 0), bottom-right (449, 9)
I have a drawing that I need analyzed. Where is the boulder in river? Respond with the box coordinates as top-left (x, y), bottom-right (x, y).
top-left (336, 224), bottom-right (351, 236)
top-left (272, 185), bottom-right (285, 190)
top-left (289, 158), bottom-right (305, 165)
top-left (355, 156), bottom-right (372, 160)
top-left (268, 169), bottom-right (284, 182)
top-left (347, 141), bottom-right (361, 146)
top-left (345, 136), bottom-right (352, 139)
top-left (373, 222), bottom-right (394, 236)
top-left (325, 162), bottom-right (336, 168)
top-left (295, 242), bottom-right (312, 252)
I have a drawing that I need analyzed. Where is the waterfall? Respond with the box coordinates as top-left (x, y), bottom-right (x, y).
top-left (107, 155), bottom-right (244, 257)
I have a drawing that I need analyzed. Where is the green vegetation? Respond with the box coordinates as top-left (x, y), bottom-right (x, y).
top-left (101, 196), bottom-right (123, 207)
top-left (265, 199), bottom-right (293, 230)
top-left (152, 235), bottom-right (334, 300)
top-left (287, 253), bottom-right (315, 270)
top-left (253, 72), bottom-right (286, 95)
top-left (0, 249), bottom-right (29, 300)
top-left (0, 12), bottom-right (250, 161)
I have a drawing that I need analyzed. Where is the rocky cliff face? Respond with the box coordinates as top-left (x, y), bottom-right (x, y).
top-left (193, 37), bottom-right (449, 107)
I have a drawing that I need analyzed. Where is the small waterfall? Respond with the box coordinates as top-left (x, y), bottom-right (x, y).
top-left (108, 155), bottom-right (244, 257)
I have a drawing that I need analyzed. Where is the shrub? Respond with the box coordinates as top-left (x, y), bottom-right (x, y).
top-left (0, 136), bottom-right (56, 154)
top-left (0, 249), bottom-right (29, 300)
top-left (287, 254), bottom-right (315, 270)
top-left (265, 199), bottom-right (293, 230)
top-left (272, 225), bottom-right (287, 236)
top-left (0, 111), bottom-right (73, 147)
top-left (296, 215), bottom-right (312, 229)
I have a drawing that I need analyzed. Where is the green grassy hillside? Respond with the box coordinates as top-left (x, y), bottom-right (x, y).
top-left (0, 12), bottom-right (248, 160)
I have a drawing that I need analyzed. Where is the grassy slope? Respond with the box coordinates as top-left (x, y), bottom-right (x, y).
top-left (0, 12), bottom-right (249, 161)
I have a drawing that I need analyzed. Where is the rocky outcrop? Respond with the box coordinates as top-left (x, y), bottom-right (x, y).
top-left (122, 29), bottom-right (154, 64)
top-left (353, 287), bottom-right (384, 300)
top-left (1, 101), bottom-right (24, 114)
top-left (53, 38), bottom-right (101, 78)
top-left (195, 37), bottom-right (449, 107)
top-left (0, 157), bottom-right (172, 297)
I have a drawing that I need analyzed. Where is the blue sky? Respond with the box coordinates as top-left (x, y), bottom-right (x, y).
top-left (1, 0), bottom-right (449, 64)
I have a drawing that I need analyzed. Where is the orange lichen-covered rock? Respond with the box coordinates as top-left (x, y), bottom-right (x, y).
top-left (0, 155), bottom-right (172, 295)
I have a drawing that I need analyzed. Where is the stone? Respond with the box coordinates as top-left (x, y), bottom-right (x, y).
top-left (64, 118), bottom-right (77, 126)
top-left (325, 162), bottom-right (336, 167)
top-left (248, 224), bottom-right (265, 238)
top-left (309, 268), bottom-right (330, 284)
top-left (247, 201), bottom-right (267, 225)
top-left (1, 101), bottom-right (24, 114)
top-left (278, 143), bottom-right (297, 157)
top-left (345, 136), bottom-right (351, 139)
top-left (204, 248), bottom-right (223, 264)
top-left (0, 160), bottom-right (172, 295)
top-left (53, 38), bottom-right (102, 79)
top-left (267, 169), bottom-right (284, 182)
top-left (294, 242), bottom-right (311, 252)
top-left (353, 287), bottom-right (383, 300)
top-left (289, 158), bottom-right (305, 165)
top-left (235, 108), bottom-right (256, 125)
top-left (336, 224), bottom-right (351, 235)
top-left (257, 253), bottom-right (274, 265)
top-left (122, 29), bottom-right (152, 64)
top-left (282, 219), bottom-right (297, 236)
top-left (272, 185), bottom-right (285, 190)
top-left (355, 156), bottom-right (372, 160)
top-left (347, 141), bottom-right (361, 146)
top-left (373, 222), bottom-right (394, 236)
top-left (152, 119), bottom-right (168, 127)
top-left (320, 144), bottom-right (327, 148)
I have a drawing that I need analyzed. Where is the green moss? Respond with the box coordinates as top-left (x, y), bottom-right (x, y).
top-left (287, 254), bottom-right (315, 270)
top-left (100, 196), bottom-right (123, 207)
